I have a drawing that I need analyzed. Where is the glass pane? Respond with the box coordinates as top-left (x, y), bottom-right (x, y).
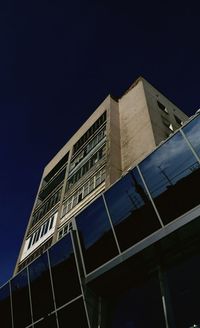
top-left (49, 234), bottom-right (82, 308)
top-left (76, 196), bottom-right (119, 273)
top-left (107, 274), bottom-right (165, 328)
top-left (58, 298), bottom-right (89, 328)
top-left (28, 253), bottom-right (54, 321)
top-left (139, 132), bottom-right (200, 225)
top-left (104, 169), bottom-right (161, 251)
top-left (11, 269), bottom-right (32, 327)
top-left (183, 115), bottom-right (200, 157)
top-left (166, 253), bottom-right (200, 327)
top-left (0, 283), bottom-right (12, 328)
top-left (34, 313), bottom-right (57, 327)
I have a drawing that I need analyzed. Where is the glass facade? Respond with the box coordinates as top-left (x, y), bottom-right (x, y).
top-left (104, 168), bottom-right (161, 251)
top-left (139, 131), bottom-right (200, 225)
top-left (0, 283), bottom-right (12, 328)
top-left (57, 298), bottom-right (89, 328)
top-left (75, 196), bottom-right (119, 273)
top-left (1, 115), bottom-right (200, 327)
top-left (48, 234), bottom-right (81, 307)
top-left (0, 233), bottom-right (89, 327)
top-left (182, 114), bottom-right (200, 157)
top-left (11, 269), bottom-right (31, 327)
top-left (28, 253), bottom-right (54, 321)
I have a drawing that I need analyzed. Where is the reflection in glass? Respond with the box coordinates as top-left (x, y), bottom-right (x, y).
top-left (139, 132), bottom-right (200, 224)
top-left (58, 298), bottom-right (89, 328)
top-left (49, 234), bottom-right (81, 307)
top-left (104, 169), bottom-right (161, 251)
top-left (108, 274), bottom-right (165, 327)
top-left (76, 196), bottom-right (119, 273)
top-left (183, 115), bottom-right (200, 157)
top-left (166, 253), bottom-right (200, 327)
top-left (34, 314), bottom-right (58, 327)
top-left (11, 268), bottom-right (32, 327)
top-left (0, 283), bottom-right (12, 328)
top-left (28, 253), bottom-right (54, 321)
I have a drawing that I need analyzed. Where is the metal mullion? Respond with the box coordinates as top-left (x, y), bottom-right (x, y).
top-left (136, 165), bottom-right (164, 228)
top-left (72, 220), bottom-right (87, 277)
top-left (102, 194), bottom-right (122, 254)
top-left (9, 280), bottom-right (14, 328)
top-left (70, 230), bottom-right (91, 328)
top-left (27, 266), bottom-right (34, 327)
top-left (46, 250), bottom-right (60, 328)
top-left (51, 294), bottom-right (83, 313)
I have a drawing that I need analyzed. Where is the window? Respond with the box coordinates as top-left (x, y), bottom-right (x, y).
top-left (58, 221), bottom-right (73, 240)
top-left (27, 214), bottom-right (56, 251)
top-left (104, 168), bottom-right (161, 251)
top-left (11, 269), bottom-right (32, 327)
top-left (49, 215), bottom-right (54, 230)
top-left (73, 111), bottom-right (106, 155)
top-left (157, 100), bottom-right (168, 113)
top-left (183, 115), bottom-right (200, 157)
top-left (38, 168), bottom-right (66, 202)
top-left (18, 238), bottom-right (53, 272)
top-left (70, 126), bottom-right (106, 173)
top-left (67, 145), bottom-right (106, 189)
top-left (95, 171), bottom-right (101, 186)
top-left (62, 168), bottom-right (106, 217)
top-left (0, 284), bottom-right (12, 328)
top-left (41, 153), bottom-right (69, 186)
top-left (31, 189), bottom-right (61, 228)
top-left (139, 131), bottom-right (200, 224)
top-left (49, 235), bottom-right (81, 308)
top-left (75, 196), bottom-right (119, 273)
top-left (162, 118), bottom-right (174, 132)
top-left (58, 298), bottom-right (89, 328)
top-left (174, 114), bottom-right (183, 125)
top-left (28, 253), bottom-right (54, 321)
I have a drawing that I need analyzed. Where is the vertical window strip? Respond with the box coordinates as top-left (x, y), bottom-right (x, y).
top-left (68, 144), bottom-right (106, 189)
top-left (27, 214), bottom-right (55, 250)
top-left (62, 167), bottom-right (106, 217)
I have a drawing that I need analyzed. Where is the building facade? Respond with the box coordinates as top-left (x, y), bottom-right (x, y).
top-left (2, 77), bottom-right (200, 328)
top-left (14, 77), bottom-right (188, 273)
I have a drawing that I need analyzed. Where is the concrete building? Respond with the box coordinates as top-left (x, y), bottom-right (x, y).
top-left (14, 77), bottom-right (188, 273)
top-left (2, 77), bottom-right (200, 328)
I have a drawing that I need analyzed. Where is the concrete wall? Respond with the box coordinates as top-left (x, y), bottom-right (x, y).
top-left (142, 78), bottom-right (188, 146)
top-left (119, 79), bottom-right (156, 172)
top-left (105, 96), bottom-right (122, 187)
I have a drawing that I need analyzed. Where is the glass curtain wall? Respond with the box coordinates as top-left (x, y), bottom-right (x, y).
top-left (0, 233), bottom-right (90, 328)
top-left (1, 115), bottom-right (200, 328)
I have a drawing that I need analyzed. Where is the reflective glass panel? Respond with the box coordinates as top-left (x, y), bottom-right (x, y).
top-left (166, 253), bottom-right (200, 327)
top-left (34, 313), bottom-right (57, 327)
top-left (182, 115), bottom-right (200, 157)
top-left (49, 234), bottom-right (81, 308)
top-left (139, 132), bottom-right (200, 224)
top-left (0, 283), bottom-right (12, 328)
top-left (11, 268), bottom-right (32, 327)
top-left (107, 274), bottom-right (165, 328)
top-left (28, 253), bottom-right (54, 321)
top-left (76, 196), bottom-right (119, 273)
top-left (104, 168), bottom-right (161, 251)
top-left (58, 298), bottom-right (89, 328)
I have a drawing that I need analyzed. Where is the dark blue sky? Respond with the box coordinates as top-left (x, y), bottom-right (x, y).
top-left (0, 1), bottom-right (200, 285)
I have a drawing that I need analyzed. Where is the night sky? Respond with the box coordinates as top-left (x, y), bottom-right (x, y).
top-left (1, 1), bottom-right (200, 285)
